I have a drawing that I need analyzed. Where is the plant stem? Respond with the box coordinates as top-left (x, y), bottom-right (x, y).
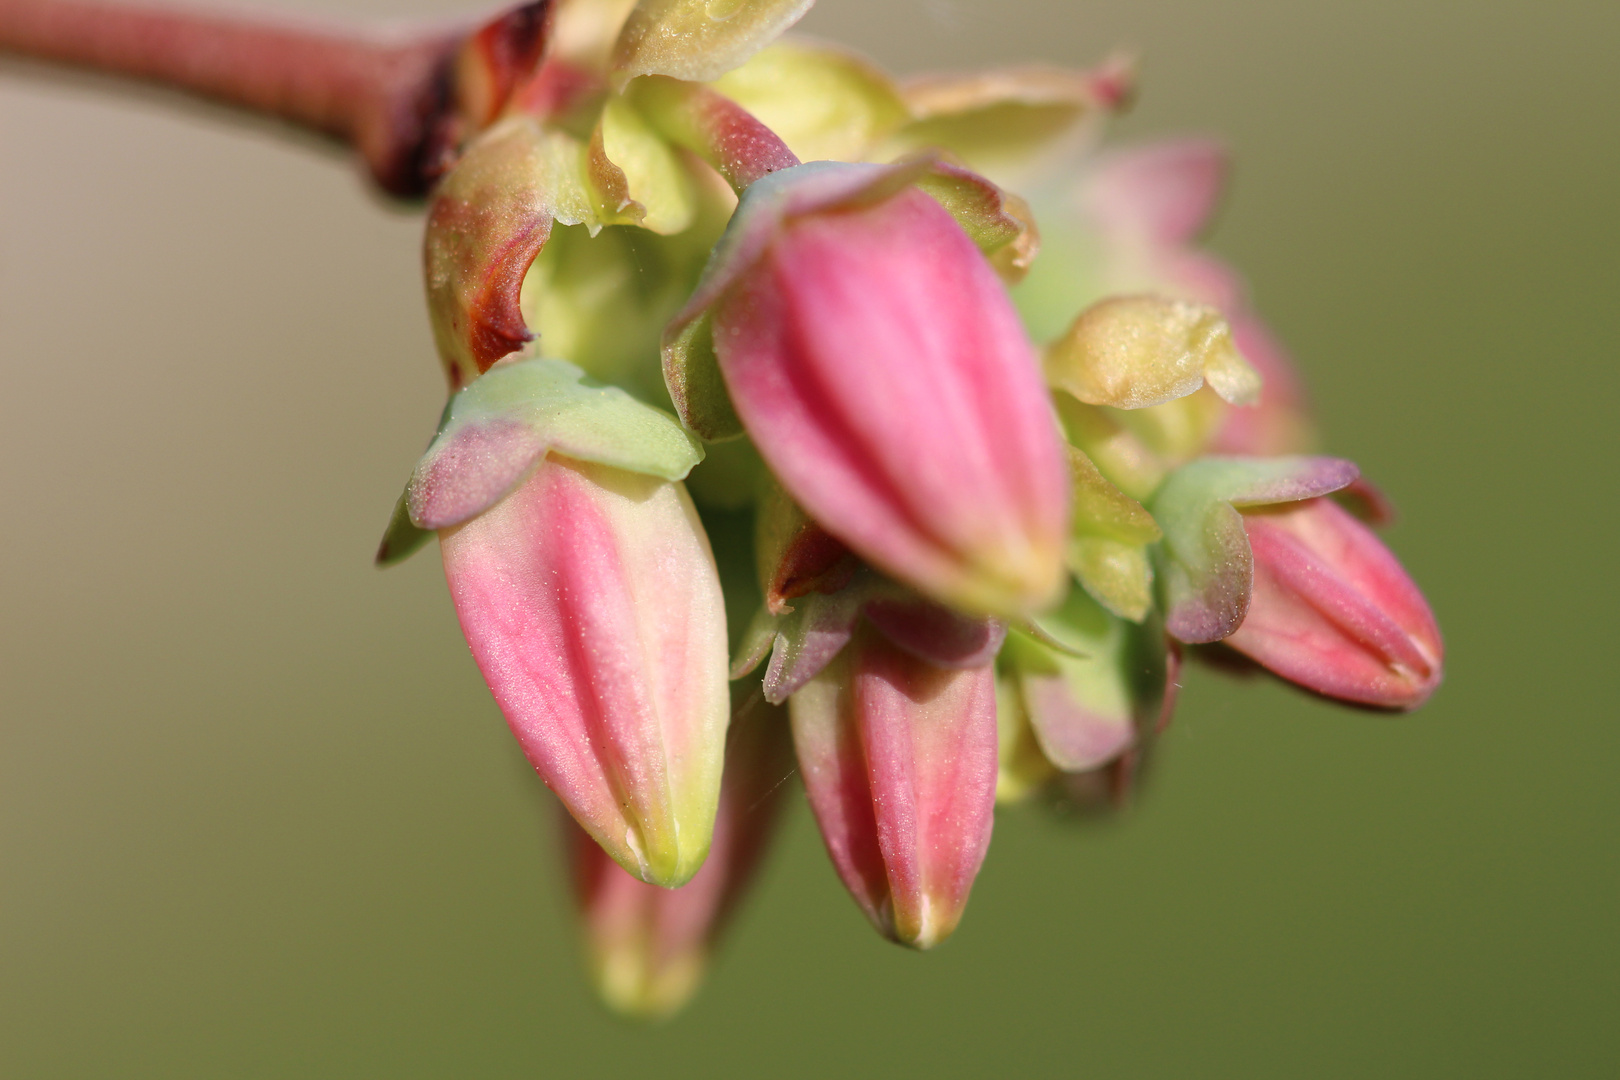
top-left (0, 0), bottom-right (547, 196)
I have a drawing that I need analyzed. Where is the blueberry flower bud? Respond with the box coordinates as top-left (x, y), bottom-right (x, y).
top-left (1230, 497), bottom-right (1443, 709)
top-left (666, 162), bottom-right (1070, 618)
top-left (380, 358), bottom-right (727, 888)
top-left (5, 0), bottom-right (1458, 1018)
top-left (790, 628), bottom-right (998, 949)
top-left (442, 455), bottom-right (730, 886)
top-left (569, 689), bottom-right (794, 1017)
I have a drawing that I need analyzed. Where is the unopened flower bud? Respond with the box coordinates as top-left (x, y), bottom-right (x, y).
top-left (1153, 455), bottom-right (1362, 644)
top-left (439, 449), bottom-right (729, 887)
top-left (570, 690), bottom-right (794, 1018)
top-left (1230, 497), bottom-right (1442, 709)
top-left (666, 162), bottom-right (1070, 618)
top-left (790, 628), bottom-right (998, 949)
top-left (1208, 314), bottom-right (1317, 456)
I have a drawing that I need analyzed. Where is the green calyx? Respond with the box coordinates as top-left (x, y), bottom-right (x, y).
top-left (1150, 455), bottom-right (1358, 642)
top-left (375, 357), bottom-right (703, 565)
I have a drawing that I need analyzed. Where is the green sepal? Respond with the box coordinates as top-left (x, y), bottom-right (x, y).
top-left (425, 115), bottom-right (666, 387)
top-left (1053, 392), bottom-right (1167, 504)
top-left (612, 0), bottom-right (814, 83)
top-left (1004, 588), bottom-right (1168, 772)
top-left (1006, 616), bottom-right (1086, 659)
top-left (729, 587), bottom-right (867, 705)
top-left (1052, 389), bottom-right (1233, 504)
top-left (597, 95), bottom-right (698, 235)
top-left (518, 161), bottom-right (733, 409)
top-left (730, 604), bottom-right (780, 680)
top-left (1150, 455), bottom-right (1358, 643)
top-left (1065, 446), bottom-right (1161, 621)
top-left (711, 40), bottom-right (911, 162)
top-left (664, 310), bottom-right (744, 441)
top-left (994, 670), bottom-right (1058, 804)
top-left (408, 356), bottom-right (704, 531)
top-left (881, 58), bottom-right (1134, 185)
top-left (915, 161), bottom-right (1040, 283)
top-left (374, 488), bottom-right (434, 567)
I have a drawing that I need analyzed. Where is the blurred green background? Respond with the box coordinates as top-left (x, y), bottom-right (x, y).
top-left (2, 0), bottom-right (1616, 1075)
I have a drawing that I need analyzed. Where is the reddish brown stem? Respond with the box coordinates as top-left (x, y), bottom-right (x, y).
top-left (0, 0), bottom-right (551, 196)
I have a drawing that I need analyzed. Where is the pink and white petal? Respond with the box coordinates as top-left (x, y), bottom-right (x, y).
top-left (440, 456), bottom-right (729, 886)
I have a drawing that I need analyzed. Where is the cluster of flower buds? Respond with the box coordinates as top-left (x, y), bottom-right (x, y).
top-left (372, 0), bottom-right (1443, 1016)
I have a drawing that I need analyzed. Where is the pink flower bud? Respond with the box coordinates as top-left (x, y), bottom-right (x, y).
top-left (568, 691), bottom-right (794, 1018)
top-left (1229, 497), bottom-right (1443, 709)
top-left (1078, 138), bottom-right (1245, 313)
top-left (1207, 313), bottom-right (1318, 456)
top-left (790, 628), bottom-right (998, 949)
top-left (681, 163), bottom-right (1070, 618)
top-left (439, 454), bottom-right (731, 887)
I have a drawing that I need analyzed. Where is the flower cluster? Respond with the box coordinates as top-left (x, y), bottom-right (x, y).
top-left (376, 0), bottom-right (1443, 1017)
